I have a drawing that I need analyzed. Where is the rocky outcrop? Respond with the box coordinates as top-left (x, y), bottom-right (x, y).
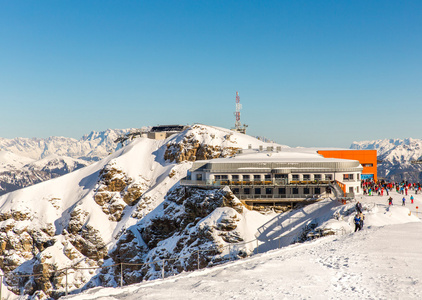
top-left (86, 186), bottom-right (246, 288)
top-left (164, 126), bottom-right (239, 163)
top-left (93, 163), bottom-right (149, 221)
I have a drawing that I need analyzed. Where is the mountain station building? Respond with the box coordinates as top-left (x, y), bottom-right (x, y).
top-left (181, 147), bottom-right (375, 207)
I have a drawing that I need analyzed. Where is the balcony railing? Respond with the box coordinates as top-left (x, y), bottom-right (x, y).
top-left (180, 179), bottom-right (332, 187)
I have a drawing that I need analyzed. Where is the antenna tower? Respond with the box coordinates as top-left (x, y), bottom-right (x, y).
top-left (232, 91), bottom-right (248, 134)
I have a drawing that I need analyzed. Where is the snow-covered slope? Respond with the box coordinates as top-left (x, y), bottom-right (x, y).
top-left (63, 194), bottom-right (422, 300)
top-left (351, 138), bottom-right (422, 182)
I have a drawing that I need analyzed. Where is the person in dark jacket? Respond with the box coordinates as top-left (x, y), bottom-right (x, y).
top-left (354, 214), bottom-right (361, 232)
top-left (356, 201), bottom-right (363, 213)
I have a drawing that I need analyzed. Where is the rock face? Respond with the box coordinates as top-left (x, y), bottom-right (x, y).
top-left (164, 125), bottom-right (240, 163)
top-left (93, 163), bottom-right (148, 221)
top-left (86, 186), bottom-right (246, 288)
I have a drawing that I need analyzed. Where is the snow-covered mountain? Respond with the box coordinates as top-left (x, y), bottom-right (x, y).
top-left (350, 138), bottom-right (422, 182)
top-left (0, 124), bottom-right (287, 299)
top-left (0, 129), bottom-right (135, 195)
top-left (0, 128), bottom-right (134, 161)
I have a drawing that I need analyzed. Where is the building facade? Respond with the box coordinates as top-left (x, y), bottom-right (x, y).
top-left (181, 149), bottom-right (363, 205)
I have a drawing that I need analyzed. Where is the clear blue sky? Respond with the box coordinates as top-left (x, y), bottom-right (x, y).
top-left (1, 1), bottom-right (421, 147)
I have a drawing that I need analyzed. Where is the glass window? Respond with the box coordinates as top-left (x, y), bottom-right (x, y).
top-left (196, 174), bottom-right (203, 181)
top-left (215, 175), bottom-right (221, 180)
top-left (232, 175), bottom-right (239, 180)
top-left (292, 174), bottom-right (299, 180)
top-left (315, 187), bottom-right (321, 194)
top-left (343, 174), bottom-right (349, 180)
top-left (244, 188), bottom-right (250, 195)
top-left (243, 175), bottom-right (250, 180)
top-left (254, 188), bottom-right (261, 195)
top-left (349, 174), bottom-right (354, 180)
top-left (325, 174), bottom-right (333, 180)
top-left (233, 188), bottom-right (240, 194)
top-left (221, 175), bottom-right (228, 180)
top-left (303, 174), bottom-right (311, 180)
top-left (266, 188), bottom-right (273, 195)
top-left (314, 174), bottom-right (322, 180)
top-left (254, 175), bottom-right (261, 181)
top-left (264, 174), bottom-right (271, 180)
top-left (292, 188), bottom-right (299, 194)
top-left (275, 174), bottom-right (287, 179)
top-left (278, 187), bottom-right (286, 194)
top-left (304, 188), bottom-right (310, 194)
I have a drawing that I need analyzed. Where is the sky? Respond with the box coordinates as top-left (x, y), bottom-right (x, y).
top-left (1, 1), bottom-right (421, 147)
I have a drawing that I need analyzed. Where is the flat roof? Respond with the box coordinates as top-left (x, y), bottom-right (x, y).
top-left (190, 149), bottom-right (363, 173)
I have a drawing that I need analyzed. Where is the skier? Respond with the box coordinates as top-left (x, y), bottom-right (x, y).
top-left (402, 197), bottom-right (406, 206)
top-left (411, 195), bottom-right (414, 204)
top-left (388, 197), bottom-right (393, 206)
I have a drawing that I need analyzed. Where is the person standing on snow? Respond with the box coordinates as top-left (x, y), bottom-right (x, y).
top-left (354, 214), bottom-right (362, 232)
top-left (388, 197), bottom-right (393, 206)
top-left (402, 197), bottom-right (406, 206)
top-left (411, 195), bottom-right (414, 204)
top-left (356, 201), bottom-right (363, 213)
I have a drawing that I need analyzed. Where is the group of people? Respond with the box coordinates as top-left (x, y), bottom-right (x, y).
top-left (356, 180), bottom-right (419, 231)
top-left (362, 179), bottom-right (422, 196)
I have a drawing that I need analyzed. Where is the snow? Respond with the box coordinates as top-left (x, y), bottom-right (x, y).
top-left (2, 124), bottom-right (422, 299)
top-left (59, 192), bottom-right (422, 300)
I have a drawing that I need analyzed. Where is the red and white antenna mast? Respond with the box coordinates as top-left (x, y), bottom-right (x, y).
top-left (232, 91), bottom-right (247, 134)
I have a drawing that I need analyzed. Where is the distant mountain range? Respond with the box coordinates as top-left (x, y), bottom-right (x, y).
top-left (350, 138), bottom-right (422, 182)
top-left (0, 129), bottom-right (133, 195)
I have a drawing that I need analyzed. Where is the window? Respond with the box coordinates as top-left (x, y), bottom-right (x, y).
top-left (243, 175), bottom-right (250, 181)
top-left (254, 188), bottom-right (261, 195)
top-left (215, 175), bottom-right (221, 180)
top-left (221, 175), bottom-right (228, 180)
top-left (357, 174), bottom-right (360, 180)
top-left (275, 174), bottom-right (288, 179)
top-left (362, 163), bottom-right (373, 167)
top-left (244, 188), bottom-right (250, 195)
top-left (292, 174), bottom-right (299, 180)
top-left (314, 174), bottom-right (322, 180)
top-left (196, 174), bottom-right (203, 181)
top-left (292, 188), bottom-right (299, 194)
top-left (264, 174), bottom-right (271, 180)
top-left (303, 174), bottom-right (311, 180)
top-left (278, 188), bottom-right (286, 194)
top-left (325, 174), bottom-right (333, 180)
top-left (304, 188), bottom-right (310, 194)
top-left (315, 187), bottom-right (321, 194)
top-left (254, 175), bottom-right (261, 181)
top-left (232, 175), bottom-right (239, 180)
top-left (343, 174), bottom-right (354, 181)
top-left (266, 188), bottom-right (273, 195)
top-left (233, 188), bottom-right (240, 194)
